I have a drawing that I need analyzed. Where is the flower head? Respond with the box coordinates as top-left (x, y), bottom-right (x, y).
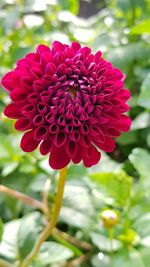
top-left (1, 41), bottom-right (131, 169)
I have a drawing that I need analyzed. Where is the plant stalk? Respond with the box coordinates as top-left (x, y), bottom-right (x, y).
top-left (20, 167), bottom-right (67, 267)
top-left (109, 227), bottom-right (114, 257)
top-left (0, 185), bottom-right (48, 215)
top-left (0, 259), bottom-right (12, 267)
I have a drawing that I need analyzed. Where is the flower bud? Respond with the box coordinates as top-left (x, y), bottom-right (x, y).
top-left (118, 229), bottom-right (139, 245)
top-left (101, 209), bottom-right (119, 228)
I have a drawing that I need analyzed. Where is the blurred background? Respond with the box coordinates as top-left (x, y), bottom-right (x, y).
top-left (0, 0), bottom-right (150, 266)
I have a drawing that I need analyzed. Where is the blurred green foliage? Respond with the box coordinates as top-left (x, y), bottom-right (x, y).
top-left (0, 0), bottom-right (150, 266)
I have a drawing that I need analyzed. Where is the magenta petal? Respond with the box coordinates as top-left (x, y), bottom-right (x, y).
top-left (94, 51), bottom-right (102, 62)
top-left (81, 47), bottom-right (91, 57)
top-left (40, 91), bottom-right (50, 103)
top-left (57, 115), bottom-right (66, 126)
top-left (26, 53), bottom-right (40, 65)
top-left (4, 104), bottom-right (22, 119)
top-left (17, 58), bottom-right (28, 67)
top-left (120, 89), bottom-right (131, 101)
top-left (107, 127), bottom-right (121, 137)
top-left (46, 113), bottom-right (55, 123)
top-left (72, 151), bottom-right (81, 164)
top-left (1, 71), bottom-right (21, 91)
top-left (117, 115), bottom-right (132, 132)
top-left (30, 67), bottom-right (43, 79)
top-left (49, 123), bottom-right (59, 134)
top-left (37, 44), bottom-right (50, 55)
top-left (21, 76), bottom-right (33, 90)
top-left (10, 88), bottom-right (27, 102)
top-left (22, 104), bottom-right (37, 118)
top-left (40, 139), bottom-right (52, 155)
top-left (45, 63), bottom-right (56, 75)
top-left (71, 42), bottom-right (81, 52)
top-left (33, 80), bottom-right (43, 92)
top-left (34, 126), bottom-right (48, 141)
top-left (33, 115), bottom-right (45, 126)
top-left (95, 136), bottom-right (116, 152)
top-left (70, 131), bottom-right (81, 142)
top-left (20, 130), bottom-right (40, 152)
top-left (28, 92), bottom-right (40, 104)
top-left (79, 135), bottom-right (91, 147)
top-left (52, 41), bottom-right (64, 53)
top-left (49, 145), bottom-right (70, 170)
top-left (66, 140), bottom-right (77, 158)
top-left (54, 131), bottom-right (66, 147)
top-left (15, 118), bottom-right (32, 131)
top-left (64, 125), bottom-right (73, 134)
top-left (41, 52), bottom-right (52, 68)
top-left (37, 103), bottom-right (48, 115)
top-left (80, 123), bottom-right (89, 134)
top-left (89, 125), bottom-right (100, 137)
top-left (82, 146), bottom-right (101, 167)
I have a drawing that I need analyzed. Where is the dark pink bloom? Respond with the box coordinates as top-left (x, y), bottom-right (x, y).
top-left (1, 41), bottom-right (131, 169)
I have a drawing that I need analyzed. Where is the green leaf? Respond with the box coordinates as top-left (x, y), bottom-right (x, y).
top-left (147, 132), bottom-right (150, 147)
top-left (60, 207), bottom-right (93, 229)
top-left (131, 112), bottom-right (150, 130)
top-left (139, 247), bottom-right (150, 266)
top-left (58, 0), bottom-right (79, 15)
top-left (130, 18), bottom-right (150, 35)
top-left (18, 212), bottom-right (43, 259)
top-left (91, 254), bottom-right (110, 267)
top-left (89, 152), bottom-right (122, 174)
top-left (0, 220), bottom-right (20, 262)
top-left (138, 72), bottom-right (150, 109)
top-left (90, 171), bottom-right (132, 206)
top-left (53, 234), bottom-right (83, 256)
top-left (60, 180), bottom-right (96, 229)
top-left (36, 241), bottom-right (74, 265)
top-left (67, 164), bottom-right (88, 179)
top-left (1, 162), bottom-right (19, 177)
top-left (117, 131), bottom-right (137, 145)
top-left (63, 183), bottom-right (94, 215)
top-left (133, 213), bottom-right (150, 237)
top-left (129, 148), bottom-right (150, 178)
top-left (112, 248), bottom-right (149, 267)
top-left (107, 43), bottom-right (149, 71)
top-left (90, 232), bottom-right (121, 252)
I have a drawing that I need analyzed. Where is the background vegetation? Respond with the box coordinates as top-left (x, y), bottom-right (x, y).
top-left (0, 0), bottom-right (150, 266)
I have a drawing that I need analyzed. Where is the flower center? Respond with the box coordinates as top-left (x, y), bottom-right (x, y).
top-left (69, 86), bottom-right (78, 99)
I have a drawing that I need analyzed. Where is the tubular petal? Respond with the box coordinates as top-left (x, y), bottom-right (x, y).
top-left (82, 146), bottom-right (101, 167)
top-left (15, 118), bottom-right (32, 131)
top-left (54, 131), bottom-right (67, 147)
top-left (40, 139), bottom-right (52, 155)
top-left (94, 136), bottom-right (116, 152)
top-left (49, 145), bottom-right (70, 169)
top-left (1, 71), bottom-right (21, 91)
top-left (4, 104), bottom-right (22, 119)
top-left (20, 130), bottom-right (40, 152)
top-left (66, 141), bottom-right (78, 158)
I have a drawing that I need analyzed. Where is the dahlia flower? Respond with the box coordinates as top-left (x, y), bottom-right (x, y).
top-left (1, 41), bottom-right (131, 169)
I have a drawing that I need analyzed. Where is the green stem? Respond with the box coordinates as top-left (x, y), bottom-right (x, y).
top-left (109, 227), bottom-right (114, 257)
top-left (0, 185), bottom-right (48, 215)
top-left (53, 235), bottom-right (83, 257)
top-left (20, 167), bottom-right (67, 267)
